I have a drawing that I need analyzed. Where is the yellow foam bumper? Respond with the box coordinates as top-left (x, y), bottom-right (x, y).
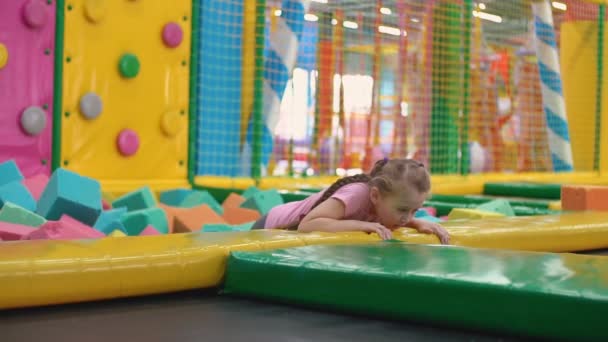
top-left (1, 212), bottom-right (608, 310)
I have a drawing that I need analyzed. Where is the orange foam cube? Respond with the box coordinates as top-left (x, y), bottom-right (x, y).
top-left (561, 185), bottom-right (608, 211)
top-left (222, 193), bottom-right (246, 210)
top-left (174, 204), bottom-right (226, 233)
top-left (222, 206), bottom-right (260, 225)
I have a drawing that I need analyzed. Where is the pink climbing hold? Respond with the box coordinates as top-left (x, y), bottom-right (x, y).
top-left (117, 129), bottom-right (140, 156)
top-left (162, 22), bottom-right (183, 48)
top-left (22, 0), bottom-right (48, 29)
top-left (139, 225), bottom-right (160, 236)
top-left (0, 222), bottom-right (36, 241)
top-left (22, 173), bottom-right (49, 201)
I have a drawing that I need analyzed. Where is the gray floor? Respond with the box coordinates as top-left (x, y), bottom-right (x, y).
top-left (0, 290), bottom-right (528, 342)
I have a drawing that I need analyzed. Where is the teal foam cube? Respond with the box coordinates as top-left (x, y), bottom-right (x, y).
top-left (94, 207), bottom-right (128, 235)
top-left (159, 188), bottom-right (192, 207)
top-left (112, 186), bottom-right (156, 212)
top-left (0, 160), bottom-right (24, 187)
top-left (0, 182), bottom-right (36, 212)
top-left (120, 207), bottom-right (168, 235)
top-left (240, 189), bottom-right (283, 215)
top-left (180, 190), bottom-right (223, 215)
top-left (0, 202), bottom-right (46, 227)
top-left (242, 186), bottom-right (260, 200)
top-left (202, 222), bottom-right (254, 232)
top-left (36, 168), bottom-right (102, 226)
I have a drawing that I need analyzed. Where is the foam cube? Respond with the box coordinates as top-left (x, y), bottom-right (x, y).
top-left (22, 173), bottom-right (49, 201)
top-left (416, 215), bottom-right (444, 223)
top-left (0, 222), bottom-right (36, 241)
top-left (240, 189), bottom-right (283, 215)
top-left (120, 208), bottom-right (168, 235)
top-left (447, 208), bottom-right (505, 220)
top-left (179, 190), bottom-right (223, 215)
top-left (202, 222), bottom-right (254, 233)
top-left (36, 168), bottom-right (102, 226)
top-left (222, 193), bottom-right (246, 210)
top-left (241, 186), bottom-right (260, 200)
top-left (419, 207), bottom-right (437, 217)
top-left (222, 206), bottom-right (260, 225)
top-left (158, 203), bottom-right (179, 233)
top-left (108, 229), bottom-right (126, 237)
top-left (140, 225), bottom-right (161, 236)
top-left (0, 181), bottom-right (36, 212)
top-left (173, 204), bottom-right (226, 233)
top-left (561, 185), bottom-right (608, 211)
top-left (94, 207), bottom-right (128, 235)
top-left (159, 188), bottom-right (192, 206)
top-left (476, 199), bottom-right (515, 216)
top-left (0, 160), bottom-right (24, 187)
top-left (112, 186), bottom-right (156, 212)
top-left (24, 215), bottom-right (105, 240)
top-left (0, 202), bottom-right (46, 227)
top-left (102, 199), bottom-right (111, 210)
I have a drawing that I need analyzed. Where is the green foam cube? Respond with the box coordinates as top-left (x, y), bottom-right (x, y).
top-left (0, 202), bottom-right (46, 227)
top-left (476, 199), bottom-right (515, 217)
top-left (240, 189), bottom-right (283, 215)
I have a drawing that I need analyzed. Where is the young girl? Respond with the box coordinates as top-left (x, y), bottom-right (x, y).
top-left (252, 158), bottom-right (450, 244)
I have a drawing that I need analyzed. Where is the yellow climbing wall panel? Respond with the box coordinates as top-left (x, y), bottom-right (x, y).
top-left (60, 0), bottom-right (191, 180)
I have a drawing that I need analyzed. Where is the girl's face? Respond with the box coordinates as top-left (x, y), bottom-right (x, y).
top-left (370, 186), bottom-right (428, 229)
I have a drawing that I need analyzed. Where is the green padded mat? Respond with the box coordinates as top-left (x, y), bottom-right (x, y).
top-left (424, 200), bottom-right (556, 217)
top-left (225, 243), bottom-right (608, 341)
top-left (429, 194), bottom-right (551, 209)
top-left (483, 182), bottom-right (561, 200)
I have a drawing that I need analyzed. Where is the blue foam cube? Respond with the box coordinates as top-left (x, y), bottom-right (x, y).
top-left (0, 182), bottom-right (36, 212)
top-left (94, 207), bottom-right (128, 235)
top-left (0, 160), bottom-right (24, 187)
top-left (36, 168), bottom-right (102, 226)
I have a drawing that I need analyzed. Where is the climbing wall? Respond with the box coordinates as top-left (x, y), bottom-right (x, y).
top-left (59, 0), bottom-right (192, 181)
top-left (0, 0), bottom-right (56, 177)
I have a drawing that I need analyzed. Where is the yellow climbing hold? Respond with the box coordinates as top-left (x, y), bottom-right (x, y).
top-left (0, 43), bottom-right (8, 69)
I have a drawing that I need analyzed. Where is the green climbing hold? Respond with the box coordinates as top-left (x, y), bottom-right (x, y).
top-left (118, 53), bottom-right (140, 78)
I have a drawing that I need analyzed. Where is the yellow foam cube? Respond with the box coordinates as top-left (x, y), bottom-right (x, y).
top-left (447, 208), bottom-right (505, 220)
top-left (108, 229), bottom-right (126, 237)
top-left (548, 201), bottom-right (562, 211)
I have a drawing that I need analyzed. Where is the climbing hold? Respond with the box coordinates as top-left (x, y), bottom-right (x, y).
top-left (162, 22), bottom-right (183, 48)
top-left (117, 129), bottom-right (139, 156)
top-left (118, 53), bottom-right (140, 78)
top-left (20, 106), bottom-right (47, 136)
top-left (79, 92), bottom-right (103, 119)
top-left (0, 44), bottom-right (7, 69)
top-left (22, 0), bottom-right (48, 29)
top-left (160, 111), bottom-right (182, 137)
top-left (84, 0), bottom-right (106, 23)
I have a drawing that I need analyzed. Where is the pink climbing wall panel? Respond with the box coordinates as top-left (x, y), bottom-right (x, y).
top-left (0, 0), bottom-right (56, 177)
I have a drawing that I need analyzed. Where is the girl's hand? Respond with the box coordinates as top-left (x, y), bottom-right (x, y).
top-left (360, 222), bottom-right (393, 240)
top-left (414, 221), bottom-right (450, 245)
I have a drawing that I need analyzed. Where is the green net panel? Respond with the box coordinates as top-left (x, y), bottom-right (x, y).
top-left (194, 0), bottom-right (602, 180)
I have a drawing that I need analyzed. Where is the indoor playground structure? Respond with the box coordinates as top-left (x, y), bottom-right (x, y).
top-left (1, 0), bottom-right (608, 341)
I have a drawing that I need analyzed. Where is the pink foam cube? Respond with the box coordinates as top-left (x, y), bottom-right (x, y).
top-left (139, 225), bottom-right (160, 236)
top-left (420, 207), bottom-right (437, 217)
top-left (0, 222), bottom-right (36, 241)
top-left (24, 215), bottom-right (104, 240)
top-left (440, 216), bottom-right (449, 221)
top-left (102, 199), bottom-right (111, 210)
top-left (22, 173), bottom-right (49, 201)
